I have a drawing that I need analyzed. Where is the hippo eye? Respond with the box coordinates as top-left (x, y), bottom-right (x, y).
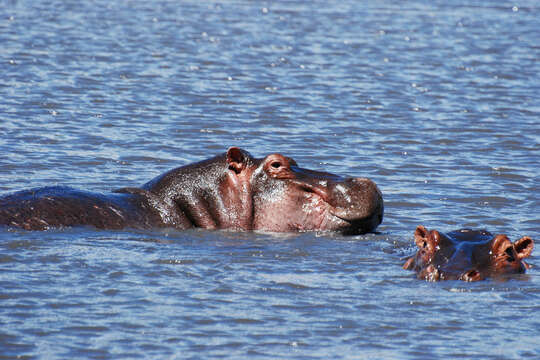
top-left (271, 161), bottom-right (282, 169)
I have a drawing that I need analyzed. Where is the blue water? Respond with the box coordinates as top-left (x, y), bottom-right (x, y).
top-left (1, 0), bottom-right (539, 358)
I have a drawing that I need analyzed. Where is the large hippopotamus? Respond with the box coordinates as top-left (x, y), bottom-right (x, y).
top-left (0, 147), bottom-right (383, 234)
top-left (403, 225), bottom-right (534, 281)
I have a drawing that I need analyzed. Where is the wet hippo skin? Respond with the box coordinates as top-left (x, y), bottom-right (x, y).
top-left (0, 147), bottom-right (384, 234)
top-left (403, 225), bottom-right (534, 281)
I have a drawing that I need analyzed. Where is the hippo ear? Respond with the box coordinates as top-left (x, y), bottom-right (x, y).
top-left (226, 147), bottom-right (247, 174)
top-left (491, 235), bottom-right (512, 256)
top-left (514, 236), bottom-right (533, 260)
top-left (414, 225), bottom-right (428, 248)
top-left (414, 225), bottom-right (439, 252)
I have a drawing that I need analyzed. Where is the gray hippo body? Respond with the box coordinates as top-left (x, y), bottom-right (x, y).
top-left (0, 147), bottom-right (384, 234)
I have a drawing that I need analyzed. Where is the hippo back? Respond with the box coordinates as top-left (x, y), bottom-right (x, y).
top-left (0, 186), bottom-right (163, 230)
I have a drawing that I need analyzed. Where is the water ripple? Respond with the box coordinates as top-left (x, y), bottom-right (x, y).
top-left (1, 0), bottom-right (539, 359)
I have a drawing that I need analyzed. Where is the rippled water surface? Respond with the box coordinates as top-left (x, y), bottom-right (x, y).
top-left (1, 0), bottom-right (539, 358)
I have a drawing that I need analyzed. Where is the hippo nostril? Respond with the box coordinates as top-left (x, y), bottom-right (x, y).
top-left (271, 161), bottom-right (281, 169)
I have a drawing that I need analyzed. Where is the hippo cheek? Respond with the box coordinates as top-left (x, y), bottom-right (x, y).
top-left (252, 191), bottom-right (338, 232)
top-left (413, 250), bottom-right (433, 270)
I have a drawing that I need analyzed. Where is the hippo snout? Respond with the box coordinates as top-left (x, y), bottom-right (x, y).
top-left (328, 177), bottom-right (383, 233)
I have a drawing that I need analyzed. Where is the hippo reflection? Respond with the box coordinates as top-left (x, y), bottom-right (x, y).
top-left (0, 147), bottom-right (383, 234)
top-left (403, 225), bottom-right (534, 281)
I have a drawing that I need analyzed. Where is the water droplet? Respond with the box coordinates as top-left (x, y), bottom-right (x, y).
top-left (512, 6), bottom-right (518, 12)
top-left (262, 7), bottom-right (268, 14)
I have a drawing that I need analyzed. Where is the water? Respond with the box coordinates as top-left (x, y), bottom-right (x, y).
top-left (1, 0), bottom-right (539, 358)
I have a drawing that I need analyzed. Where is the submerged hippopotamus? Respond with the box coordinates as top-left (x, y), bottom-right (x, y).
top-left (403, 225), bottom-right (534, 281)
top-left (0, 147), bottom-right (383, 234)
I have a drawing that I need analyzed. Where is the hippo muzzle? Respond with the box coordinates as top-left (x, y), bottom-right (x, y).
top-left (325, 177), bottom-right (384, 234)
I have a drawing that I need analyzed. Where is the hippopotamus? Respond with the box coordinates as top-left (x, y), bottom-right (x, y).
top-left (0, 147), bottom-right (384, 234)
top-left (403, 225), bottom-right (534, 281)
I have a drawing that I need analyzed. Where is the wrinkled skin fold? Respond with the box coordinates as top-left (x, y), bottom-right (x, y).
top-left (403, 225), bottom-right (534, 281)
top-left (0, 147), bottom-right (383, 234)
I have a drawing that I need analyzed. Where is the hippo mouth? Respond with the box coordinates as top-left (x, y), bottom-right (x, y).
top-left (330, 205), bottom-right (383, 235)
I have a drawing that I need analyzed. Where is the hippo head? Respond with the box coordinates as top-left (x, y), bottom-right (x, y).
top-left (224, 147), bottom-right (383, 234)
top-left (403, 225), bottom-right (534, 281)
